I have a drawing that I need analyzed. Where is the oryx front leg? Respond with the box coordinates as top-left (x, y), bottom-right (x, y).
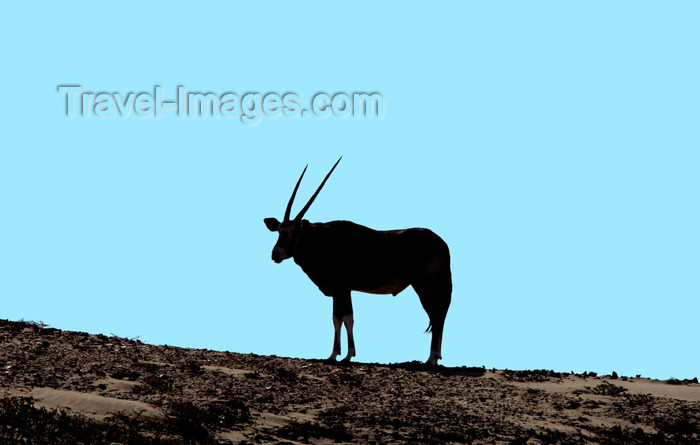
top-left (328, 316), bottom-right (342, 361)
top-left (329, 292), bottom-right (354, 362)
top-left (341, 314), bottom-right (356, 362)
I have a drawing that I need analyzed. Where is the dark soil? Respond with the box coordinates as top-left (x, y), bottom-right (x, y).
top-left (1, 319), bottom-right (698, 444)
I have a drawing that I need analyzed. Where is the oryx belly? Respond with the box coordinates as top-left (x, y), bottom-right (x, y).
top-left (357, 278), bottom-right (409, 296)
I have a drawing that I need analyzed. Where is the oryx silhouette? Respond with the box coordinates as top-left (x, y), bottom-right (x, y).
top-left (264, 158), bottom-right (452, 364)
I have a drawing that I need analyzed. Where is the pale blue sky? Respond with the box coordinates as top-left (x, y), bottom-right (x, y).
top-left (1, 2), bottom-right (698, 380)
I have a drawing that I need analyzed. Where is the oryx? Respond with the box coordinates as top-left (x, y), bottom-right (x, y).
top-left (264, 158), bottom-right (452, 365)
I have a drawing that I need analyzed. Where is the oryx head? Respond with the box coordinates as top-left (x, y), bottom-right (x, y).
top-left (264, 157), bottom-right (342, 263)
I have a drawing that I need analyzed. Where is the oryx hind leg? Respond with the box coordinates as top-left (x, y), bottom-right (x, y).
top-left (412, 272), bottom-right (452, 366)
top-left (427, 319), bottom-right (446, 365)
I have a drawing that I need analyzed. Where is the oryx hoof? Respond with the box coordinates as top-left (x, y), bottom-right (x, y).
top-left (340, 349), bottom-right (356, 363)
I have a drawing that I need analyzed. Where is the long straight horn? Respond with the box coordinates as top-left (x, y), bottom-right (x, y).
top-left (295, 157), bottom-right (342, 221)
top-left (284, 165), bottom-right (308, 222)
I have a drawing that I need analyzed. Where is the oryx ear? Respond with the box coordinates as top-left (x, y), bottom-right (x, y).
top-left (264, 217), bottom-right (280, 231)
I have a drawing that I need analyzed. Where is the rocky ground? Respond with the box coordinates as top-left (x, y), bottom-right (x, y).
top-left (0, 319), bottom-right (698, 444)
